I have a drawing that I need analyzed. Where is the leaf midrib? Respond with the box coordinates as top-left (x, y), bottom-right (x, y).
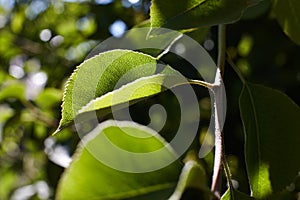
top-left (244, 83), bottom-right (262, 195)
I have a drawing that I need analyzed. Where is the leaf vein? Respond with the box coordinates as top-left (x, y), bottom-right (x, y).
top-left (245, 83), bottom-right (262, 195)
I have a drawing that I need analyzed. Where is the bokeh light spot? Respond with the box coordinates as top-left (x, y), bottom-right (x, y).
top-left (204, 39), bottom-right (214, 51)
top-left (9, 65), bottom-right (24, 79)
top-left (0, 15), bottom-right (7, 28)
top-left (128, 0), bottom-right (139, 4)
top-left (39, 29), bottom-right (52, 42)
top-left (109, 20), bottom-right (127, 38)
top-left (50, 35), bottom-right (64, 47)
top-left (95, 0), bottom-right (114, 5)
top-left (238, 35), bottom-right (253, 57)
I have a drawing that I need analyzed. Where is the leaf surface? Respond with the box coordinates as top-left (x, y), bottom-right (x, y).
top-left (78, 74), bottom-right (187, 114)
top-left (168, 160), bottom-right (209, 200)
top-left (56, 49), bottom-right (181, 133)
top-left (272, 0), bottom-right (300, 45)
top-left (150, 0), bottom-right (261, 30)
top-left (56, 120), bottom-right (182, 200)
top-left (239, 83), bottom-right (300, 198)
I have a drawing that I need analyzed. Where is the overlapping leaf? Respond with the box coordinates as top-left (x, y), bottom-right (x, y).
top-left (272, 0), bottom-right (300, 45)
top-left (55, 49), bottom-right (184, 134)
top-left (240, 83), bottom-right (300, 199)
top-left (150, 0), bottom-right (261, 30)
top-left (169, 160), bottom-right (210, 200)
top-left (78, 74), bottom-right (187, 114)
top-left (56, 120), bottom-right (182, 200)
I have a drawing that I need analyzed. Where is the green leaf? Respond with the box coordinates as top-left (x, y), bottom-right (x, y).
top-left (239, 83), bottom-right (300, 199)
top-left (10, 11), bottom-right (25, 34)
top-left (0, 81), bottom-right (25, 102)
top-left (57, 49), bottom-right (181, 133)
top-left (35, 88), bottom-right (62, 109)
top-left (242, 0), bottom-right (271, 20)
top-left (56, 120), bottom-right (182, 200)
top-left (78, 74), bottom-right (187, 115)
top-left (134, 19), bottom-right (209, 45)
top-left (150, 0), bottom-right (261, 30)
top-left (272, 0), bottom-right (300, 45)
top-left (0, 168), bottom-right (17, 200)
top-left (0, 105), bottom-right (14, 123)
top-left (221, 188), bottom-right (254, 200)
top-left (169, 160), bottom-right (209, 200)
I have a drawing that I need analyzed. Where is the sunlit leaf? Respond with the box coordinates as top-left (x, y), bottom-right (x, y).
top-left (239, 83), bottom-right (300, 199)
top-left (78, 74), bottom-right (187, 115)
top-left (169, 160), bottom-right (210, 200)
top-left (56, 49), bottom-right (182, 134)
top-left (56, 120), bottom-right (182, 199)
top-left (150, 0), bottom-right (261, 30)
top-left (272, 0), bottom-right (300, 45)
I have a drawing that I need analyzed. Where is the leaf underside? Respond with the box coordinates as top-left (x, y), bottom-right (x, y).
top-left (150, 0), bottom-right (261, 30)
top-left (272, 0), bottom-right (300, 45)
top-left (240, 83), bottom-right (300, 199)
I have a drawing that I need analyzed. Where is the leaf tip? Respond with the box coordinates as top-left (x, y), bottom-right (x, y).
top-left (52, 127), bottom-right (62, 136)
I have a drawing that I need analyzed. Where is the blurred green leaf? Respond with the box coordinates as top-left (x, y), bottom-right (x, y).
top-left (150, 0), bottom-right (261, 30)
top-left (239, 83), bottom-right (300, 199)
top-left (0, 168), bottom-right (17, 200)
top-left (272, 0), bottom-right (300, 45)
top-left (35, 88), bottom-right (62, 109)
top-left (34, 122), bottom-right (47, 139)
top-left (56, 120), bottom-right (182, 199)
top-left (0, 70), bottom-right (7, 84)
top-left (0, 105), bottom-right (14, 123)
top-left (56, 49), bottom-right (182, 134)
top-left (221, 188), bottom-right (254, 200)
top-left (0, 81), bottom-right (25, 102)
top-left (56, 18), bottom-right (78, 37)
top-left (0, 30), bottom-right (20, 59)
top-left (10, 11), bottom-right (25, 33)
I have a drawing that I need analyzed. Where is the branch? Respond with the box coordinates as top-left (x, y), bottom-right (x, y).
top-left (217, 25), bottom-right (226, 76)
top-left (211, 24), bottom-right (226, 199)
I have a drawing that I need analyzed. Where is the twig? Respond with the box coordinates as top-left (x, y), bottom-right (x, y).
top-left (210, 69), bottom-right (224, 199)
top-left (218, 25), bottom-right (226, 76)
top-left (155, 33), bottom-right (183, 60)
top-left (211, 24), bottom-right (226, 198)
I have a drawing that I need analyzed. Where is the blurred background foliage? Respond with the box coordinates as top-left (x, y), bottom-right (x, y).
top-left (0, 0), bottom-right (299, 199)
